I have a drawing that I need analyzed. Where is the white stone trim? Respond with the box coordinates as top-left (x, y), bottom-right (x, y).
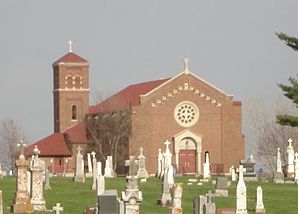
top-left (53, 89), bottom-right (90, 92)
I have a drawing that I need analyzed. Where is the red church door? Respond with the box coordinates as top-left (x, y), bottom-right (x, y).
top-left (179, 150), bottom-right (196, 174)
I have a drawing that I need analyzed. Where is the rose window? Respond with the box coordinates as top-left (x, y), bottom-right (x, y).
top-left (174, 101), bottom-right (199, 127)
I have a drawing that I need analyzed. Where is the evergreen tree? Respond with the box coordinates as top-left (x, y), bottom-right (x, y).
top-left (276, 32), bottom-right (298, 126)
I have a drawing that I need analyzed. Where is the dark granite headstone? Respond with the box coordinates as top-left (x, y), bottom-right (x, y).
top-left (98, 190), bottom-right (118, 214)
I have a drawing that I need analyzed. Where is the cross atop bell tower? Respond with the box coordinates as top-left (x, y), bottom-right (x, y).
top-left (52, 41), bottom-right (89, 133)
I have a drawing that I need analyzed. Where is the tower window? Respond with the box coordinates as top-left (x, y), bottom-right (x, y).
top-left (72, 105), bottom-right (77, 120)
top-left (74, 76), bottom-right (81, 89)
top-left (66, 75), bottom-right (72, 89)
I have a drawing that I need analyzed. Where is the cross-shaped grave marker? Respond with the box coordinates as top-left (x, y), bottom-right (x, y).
top-left (17, 140), bottom-right (26, 157)
top-left (236, 165), bottom-right (246, 181)
top-left (125, 156), bottom-right (139, 176)
top-left (53, 203), bottom-right (63, 214)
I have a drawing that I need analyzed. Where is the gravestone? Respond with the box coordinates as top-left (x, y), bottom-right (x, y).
top-left (104, 156), bottom-right (114, 178)
top-left (273, 148), bottom-right (284, 183)
top-left (98, 190), bottom-right (119, 214)
top-left (0, 190), bottom-right (3, 214)
top-left (13, 141), bottom-right (33, 213)
top-left (157, 148), bottom-right (164, 178)
top-left (230, 166), bottom-right (236, 181)
top-left (255, 186), bottom-right (266, 214)
top-left (164, 141), bottom-right (174, 188)
top-left (203, 153), bottom-right (210, 180)
top-left (158, 167), bottom-right (172, 207)
top-left (0, 163), bottom-right (3, 180)
top-left (53, 203), bottom-right (63, 214)
top-left (294, 152), bottom-right (298, 183)
top-left (193, 195), bottom-right (207, 214)
top-left (27, 170), bottom-right (31, 194)
top-left (91, 151), bottom-right (98, 190)
top-left (86, 153), bottom-right (93, 177)
top-left (136, 147), bottom-right (149, 179)
top-left (96, 175), bottom-right (105, 196)
top-left (235, 165), bottom-right (247, 214)
top-left (169, 183), bottom-right (183, 214)
top-left (215, 177), bottom-right (228, 197)
top-left (74, 146), bottom-right (85, 183)
top-left (287, 138), bottom-right (295, 177)
top-left (203, 191), bottom-right (216, 214)
top-left (121, 156), bottom-right (143, 214)
top-left (97, 161), bottom-right (102, 176)
top-left (30, 146), bottom-right (46, 211)
top-left (44, 168), bottom-right (51, 190)
top-left (240, 154), bottom-right (257, 181)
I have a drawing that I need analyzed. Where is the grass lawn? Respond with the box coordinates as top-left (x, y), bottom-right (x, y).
top-left (0, 176), bottom-right (298, 214)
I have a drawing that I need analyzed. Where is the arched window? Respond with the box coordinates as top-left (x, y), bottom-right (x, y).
top-left (74, 75), bottom-right (81, 89)
top-left (72, 105), bottom-right (77, 120)
top-left (66, 75), bottom-right (72, 89)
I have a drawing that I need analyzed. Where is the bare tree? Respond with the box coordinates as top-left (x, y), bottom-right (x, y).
top-left (85, 109), bottom-right (131, 172)
top-left (245, 97), bottom-right (298, 173)
top-left (0, 118), bottom-right (27, 170)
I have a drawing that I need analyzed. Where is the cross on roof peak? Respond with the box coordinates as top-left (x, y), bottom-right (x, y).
top-left (183, 58), bottom-right (190, 74)
top-left (68, 40), bottom-right (73, 53)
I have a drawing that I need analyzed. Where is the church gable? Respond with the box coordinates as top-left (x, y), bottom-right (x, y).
top-left (139, 70), bottom-right (234, 110)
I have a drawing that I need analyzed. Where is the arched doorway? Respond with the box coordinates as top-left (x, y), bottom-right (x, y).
top-left (173, 130), bottom-right (202, 175)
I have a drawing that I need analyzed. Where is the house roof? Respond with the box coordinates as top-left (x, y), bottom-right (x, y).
top-left (89, 78), bottom-right (170, 113)
top-left (53, 52), bottom-right (88, 65)
top-left (64, 122), bottom-right (89, 143)
top-left (24, 133), bottom-right (71, 157)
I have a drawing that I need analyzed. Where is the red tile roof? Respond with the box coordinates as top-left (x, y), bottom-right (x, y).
top-left (53, 52), bottom-right (88, 65)
top-left (25, 133), bottom-right (71, 157)
top-left (89, 78), bottom-right (170, 113)
top-left (64, 122), bottom-right (89, 143)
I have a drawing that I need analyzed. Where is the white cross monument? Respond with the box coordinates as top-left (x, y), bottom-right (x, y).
top-left (53, 203), bottom-right (63, 214)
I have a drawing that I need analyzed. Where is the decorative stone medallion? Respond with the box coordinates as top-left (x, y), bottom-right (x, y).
top-left (174, 101), bottom-right (199, 127)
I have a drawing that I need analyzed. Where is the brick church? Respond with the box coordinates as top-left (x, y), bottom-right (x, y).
top-left (25, 44), bottom-right (245, 175)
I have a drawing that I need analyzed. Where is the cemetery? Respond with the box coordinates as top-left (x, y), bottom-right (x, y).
top-left (1, 139), bottom-right (298, 213)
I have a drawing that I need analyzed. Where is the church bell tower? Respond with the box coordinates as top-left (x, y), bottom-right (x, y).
top-left (52, 41), bottom-right (89, 133)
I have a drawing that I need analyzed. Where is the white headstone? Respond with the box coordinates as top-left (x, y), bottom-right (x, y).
top-left (169, 183), bottom-right (183, 213)
top-left (30, 146), bottom-right (46, 211)
top-left (164, 140), bottom-right (172, 168)
top-left (53, 203), bottom-right (63, 214)
top-left (230, 166), bottom-right (236, 181)
top-left (27, 170), bottom-right (31, 194)
top-left (74, 146), bottom-right (85, 183)
top-left (96, 175), bottom-right (105, 196)
top-left (157, 148), bottom-right (163, 178)
top-left (91, 151), bottom-right (98, 190)
top-left (104, 156), bottom-right (113, 177)
top-left (255, 186), bottom-right (266, 213)
top-left (0, 163), bottom-right (3, 180)
top-left (0, 190), bottom-right (3, 214)
top-left (87, 153), bottom-right (93, 173)
top-left (203, 153), bottom-right (210, 179)
top-left (97, 161), bottom-right (102, 176)
top-left (136, 147), bottom-right (149, 179)
top-left (276, 148), bottom-right (282, 173)
top-left (287, 138), bottom-right (295, 175)
top-left (236, 165), bottom-right (247, 214)
top-left (294, 152), bottom-right (298, 182)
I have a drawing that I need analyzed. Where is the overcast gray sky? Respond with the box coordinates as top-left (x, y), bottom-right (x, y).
top-left (1, 1), bottom-right (298, 143)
